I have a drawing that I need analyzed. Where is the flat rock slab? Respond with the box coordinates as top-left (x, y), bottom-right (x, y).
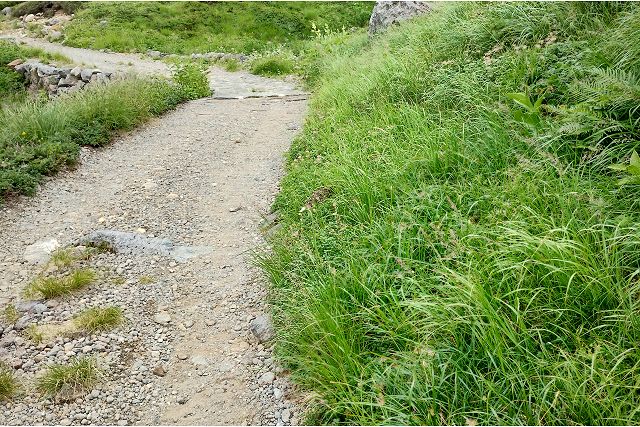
top-left (23, 238), bottom-right (60, 265)
top-left (79, 230), bottom-right (212, 262)
top-left (209, 67), bottom-right (307, 99)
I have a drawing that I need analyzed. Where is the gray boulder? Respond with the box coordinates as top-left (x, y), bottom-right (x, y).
top-left (368, 1), bottom-right (434, 36)
top-left (80, 68), bottom-right (95, 82)
top-left (2, 7), bottom-right (11, 16)
top-left (249, 315), bottom-right (274, 343)
top-left (48, 30), bottom-right (63, 41)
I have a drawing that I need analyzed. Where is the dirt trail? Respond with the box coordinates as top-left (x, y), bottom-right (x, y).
top-left (0, 38), bottom-right (308, 425)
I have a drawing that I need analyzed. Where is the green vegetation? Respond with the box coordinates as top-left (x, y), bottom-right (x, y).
top-left (2, 304), bottom-right (19, 324)
top-left (27, 269), bottom-right (95, 299)
top-left (62, 2), bottom-right (372, 55)
top-left (250, 53), bottom-right (295, 77)
top-left (0, 363), bottom-right (18, 400)
top-left (75, 306), bottom-right (123, 332)
top-left (24, 324), bottom-right (44, 344)
top-left (36, 357), bottom-right (99, 396)
top-left (49, 248), bottom-right (77, 268)
top-left (172, 63), bottom-right (210, 99)
top-left (262, 2), bottom-right (640, 425)
top-left (0, 75), bottom-right (192, 201)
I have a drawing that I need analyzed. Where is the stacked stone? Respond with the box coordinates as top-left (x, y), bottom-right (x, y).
top-left (11, 61), bottom-right (113, 96)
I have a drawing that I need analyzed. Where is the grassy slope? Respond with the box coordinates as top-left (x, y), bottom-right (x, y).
top-left (62, 2), bottom-right (372, 54)
top-left (262, 2), bottom-right (640, 425)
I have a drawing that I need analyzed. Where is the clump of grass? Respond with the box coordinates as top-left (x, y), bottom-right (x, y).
top-left (74, 306), bottom-right (123, 332)
top-left (27, 269), bottom-right (96, 299)
top-left (49, 249), bottom-right (76, 268)
top-left (3, 304), bottom-right (19, 324)
top-left (250, 55), bottom-right (295, 76)
top-left (24, 324), bottom-right (44, 344)
top-left (0, 363), bottom-right (18, 400)
top-left (172, 63), bottom-right (210, 100)
top-left (219, 58), bottom-right (241, 72)
top-left (36, 357), bottom-right (100, 396)
top-left (138, 275), bottom-right (155, 285)
top-left (111, 276), bottom-right (126, 286)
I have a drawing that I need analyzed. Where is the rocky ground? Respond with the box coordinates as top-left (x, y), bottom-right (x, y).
top-left (0, 40), bottom-right (309, 425)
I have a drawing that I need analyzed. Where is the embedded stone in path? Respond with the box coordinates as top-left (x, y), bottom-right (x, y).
top-left (23, 238), bottom-right (60, 265)
top-left (79, 230), bottom-right (213, 261)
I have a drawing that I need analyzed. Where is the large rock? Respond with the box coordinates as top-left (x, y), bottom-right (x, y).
top-left (249, 315), bottom-right (274, 343)
top-left (368, 1), bottom-right (434, 36)
top-left (1, 7), bottom-right (11, 16)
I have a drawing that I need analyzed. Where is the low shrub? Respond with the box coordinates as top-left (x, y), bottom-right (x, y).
top-left (250, 54), bottom-right (295, 76)
top-left (172, 63), bottom-right (210, 100)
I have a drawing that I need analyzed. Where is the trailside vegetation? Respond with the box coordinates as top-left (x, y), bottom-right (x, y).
top-left (261, 2), bottom-right (640, 425)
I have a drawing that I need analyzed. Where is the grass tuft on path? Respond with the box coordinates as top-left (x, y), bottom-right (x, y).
top-left (36, 357), bottom-right (100, 397)
top-left (0, 363), bottom-right (18, 400)
top-left (75, 307), bottom-right (123, 332)
top-left (261, 2), bottom-right (640, 425)
top-left (27, 269), bottom-right (95, 299)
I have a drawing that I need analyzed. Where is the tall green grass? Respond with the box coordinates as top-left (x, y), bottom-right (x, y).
top-left (261, 2), bottom-right (640, 424)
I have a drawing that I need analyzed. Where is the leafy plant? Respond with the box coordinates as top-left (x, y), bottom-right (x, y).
top-left (172, 63), bottom-right (210, 100)
top-left (609, 150), bottom-right (640, 185)
top-left (506, 91), bottom-right (545, 129)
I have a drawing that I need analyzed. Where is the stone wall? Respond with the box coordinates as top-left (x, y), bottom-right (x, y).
top-left (11, 61), bottom-right (113, 96)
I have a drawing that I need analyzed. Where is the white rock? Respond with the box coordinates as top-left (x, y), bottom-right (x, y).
top-left (23, 238), bottom-right (60, 265)
top-left (191, 355), bottom-right (208, 367)
top-left (153, 312), bottom-right (171, 325)
top-left (258, 371), bottom-right (275, 384)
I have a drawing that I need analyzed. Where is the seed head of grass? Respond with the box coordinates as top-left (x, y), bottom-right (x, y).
top-left (36, 357), bottom-right (100, 396)
top-left (75, 306), bottom-right (123, 332)
top-left (0, 363), bottom-right (18, 400)
top-left (27, 269), bottom-right (96, 299)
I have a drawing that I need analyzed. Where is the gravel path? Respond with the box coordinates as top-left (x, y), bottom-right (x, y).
top-left (0, 39), bottom-right (308, 426)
